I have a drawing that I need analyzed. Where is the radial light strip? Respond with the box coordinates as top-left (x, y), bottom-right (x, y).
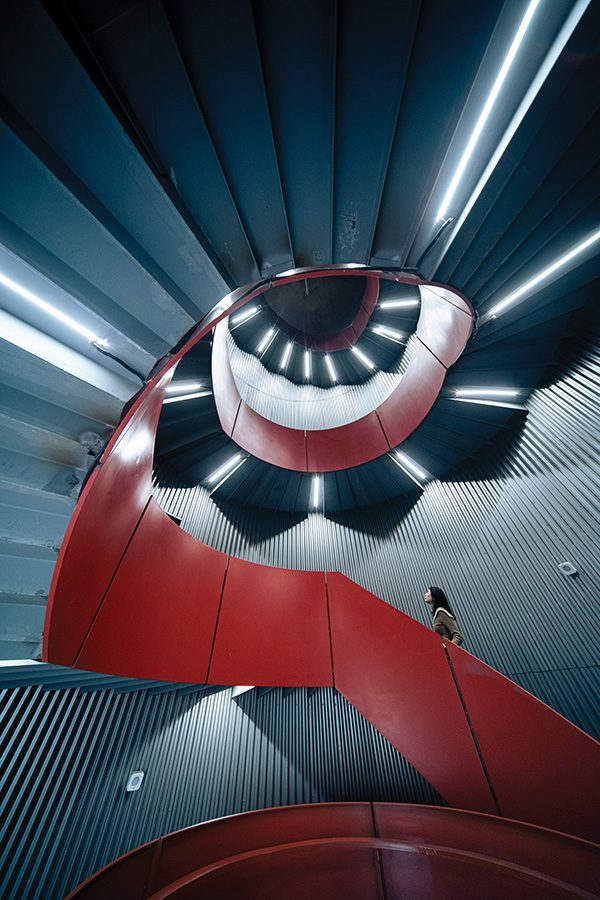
top-left (379, 298), bottom-right (420, 310)
top-left (452, 397), bottom-right (526, 410)
top-left (371, 324), bottom-right (405, 343)
top-left (231, 305), bottom-right (259, 324)
top-left (280, 341), bottom-right (293, 371)
top-left (0, 270), bottom-right (100, 342)
top-left (165, 382), bottom-right (204, 394)
top-left (433, 0), bottom-right (592, 272)
top-left (437, 0), bottom-right (541, 219)
top-left (488, 226), bottom-right (600, 318)
top-left (390, 450), bottom-right (430, 487)
top-left (455, 388), bottom-right (519, 397)
top-left (304, 350), bottom-right (311, 379)
top-left (163, 390), bottom-right (212, 404)
top-left (324, 354), bottom-right (338, 382)
top-left (207, 453), bottom-right (244, 485)
top-left (350, 345), bottom-right (375, 369)
top-left (310, 474), bottom-right (321, 509)
top-left (256, 327), bottom-right (275, 354)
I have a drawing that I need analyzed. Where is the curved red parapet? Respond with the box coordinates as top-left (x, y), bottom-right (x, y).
top-left (44, 267), bottom-right (600, 843)
top-left (66, 803), bottom-right (600, 899)
top-left (212, 276), bottom-right (474, 472)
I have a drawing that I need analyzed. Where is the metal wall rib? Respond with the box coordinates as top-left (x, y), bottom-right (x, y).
top-left (155, 337), bottom-right (600, 739)
top-left (0, 685), bottom-right (441, 900)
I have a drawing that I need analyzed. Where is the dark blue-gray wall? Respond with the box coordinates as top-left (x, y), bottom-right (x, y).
top-left (0, 684), bottom-right (441, 900)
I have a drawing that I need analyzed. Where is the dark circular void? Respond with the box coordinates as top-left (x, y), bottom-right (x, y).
top-left (263, 274), bottom-right (366, 336)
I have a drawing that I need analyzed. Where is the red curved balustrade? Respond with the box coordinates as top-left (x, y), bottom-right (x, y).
top-left (44, 267), bottom-right (600, 844)
top-left (212, 272), bottom-right (475, 471)
top-left (66, 803), bottom-right (600, 899)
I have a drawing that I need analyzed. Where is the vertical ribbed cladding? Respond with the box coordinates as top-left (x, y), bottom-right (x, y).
top-left (154, 338), bottom-right (600, 738)
top-left (0, 686), bottom-right (441, 900)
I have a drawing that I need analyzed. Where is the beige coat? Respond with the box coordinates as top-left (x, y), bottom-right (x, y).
top-left (432, 607), bottom-right (463, 646)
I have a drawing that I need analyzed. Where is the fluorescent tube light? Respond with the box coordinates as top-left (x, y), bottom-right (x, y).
top-left (163, 390), bottom-right (212, 404)
top-left (454, 388), bottom-right (519, 397)
top-left (324, 354), bottom-right (338, 382)
top-left (304, 350), bottom-right (311, 379)
top-left (256, 328), bottom-right (275, 354)
top-left (437, 0), bottom-right (541, 219)
top-left (488, 226), bottom-right (600, 317)
top-left (350, 346), bottom-right (375, 369)
top-left (379, 298), bottom-right (420, 310)
top-left (391, 450), bottom-right (430, 486)
top-left (207, 453), bottom-right (243, 484)
top-left (452, 397), bottom-right (525, 410)
top-left (280, 341), bottom-right (293, 371)
top-left (371, 325), bottom-right (405, 343)
top-left (0, 270), bottom-right (100, 342)
top-left (310, 474), bottom-right (321, 509)
top-left (165, 382), bottom-right (204, 394)
top-left (231, 305), bottom-right (259, 324)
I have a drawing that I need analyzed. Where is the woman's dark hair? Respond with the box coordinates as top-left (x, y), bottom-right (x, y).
top-left (428, 586), bottom-right (455, 617)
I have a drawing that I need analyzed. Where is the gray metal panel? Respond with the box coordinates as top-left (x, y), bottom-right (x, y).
top-left (0, 684), bottom-right (442, 900)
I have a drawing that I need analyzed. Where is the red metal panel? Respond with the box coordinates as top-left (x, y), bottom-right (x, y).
top-left (165, 845), bottom-right (383, 900)
top-left (208, 559), bottom-right (332, 686)
top-left (307, 275), bottom-right (379, 351)
top-left (327, 573), bottom-right (496, 812)
top-left (232, 400), bottom-right (307, 470)
top-left (306, 412), bottom-right (390, 472)
top-left (445, 643), bottom-right (600, 843)
top-left (377, 340), bottom-right (446, 448)
top-left (374, 804), bottom-right (600, 895)
top-left (43, 378), bottom-right (170, 665)
top-left (64, 845), bottom-right (154, 900)
top-left (75, 499), bottom-right (226, 683)
top-left (417, 285), bottom-right (474, 366)
top-left (153, 803), bottom-right (374, 894)
top-left (68, 804), bottom-right (600, 899)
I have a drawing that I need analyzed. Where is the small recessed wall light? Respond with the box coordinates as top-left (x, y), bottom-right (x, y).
top-left (126, 771), bottom-right (145, 792)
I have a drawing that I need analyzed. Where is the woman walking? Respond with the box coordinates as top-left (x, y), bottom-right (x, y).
top-left (424, 586), bottom-right (464, 646)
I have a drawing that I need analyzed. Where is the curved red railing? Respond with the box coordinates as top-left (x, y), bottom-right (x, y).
top-left (44, 267), bottom-right (600, 844)
top-left (66, 803), bottom-right (600, 899)
top-left (212, 274), bottom-right (474, 471)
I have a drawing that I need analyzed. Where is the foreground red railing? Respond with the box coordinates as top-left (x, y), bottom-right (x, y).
top-left (66, 803), bottom-right (600, 899)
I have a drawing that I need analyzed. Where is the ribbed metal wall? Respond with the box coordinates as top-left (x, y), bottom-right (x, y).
top-left (0, 685), bottom-right (441, 900)
top-left (155, 338), bottom-right (600, 739)
top-left (226, 326), bottom-right (411, 429)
